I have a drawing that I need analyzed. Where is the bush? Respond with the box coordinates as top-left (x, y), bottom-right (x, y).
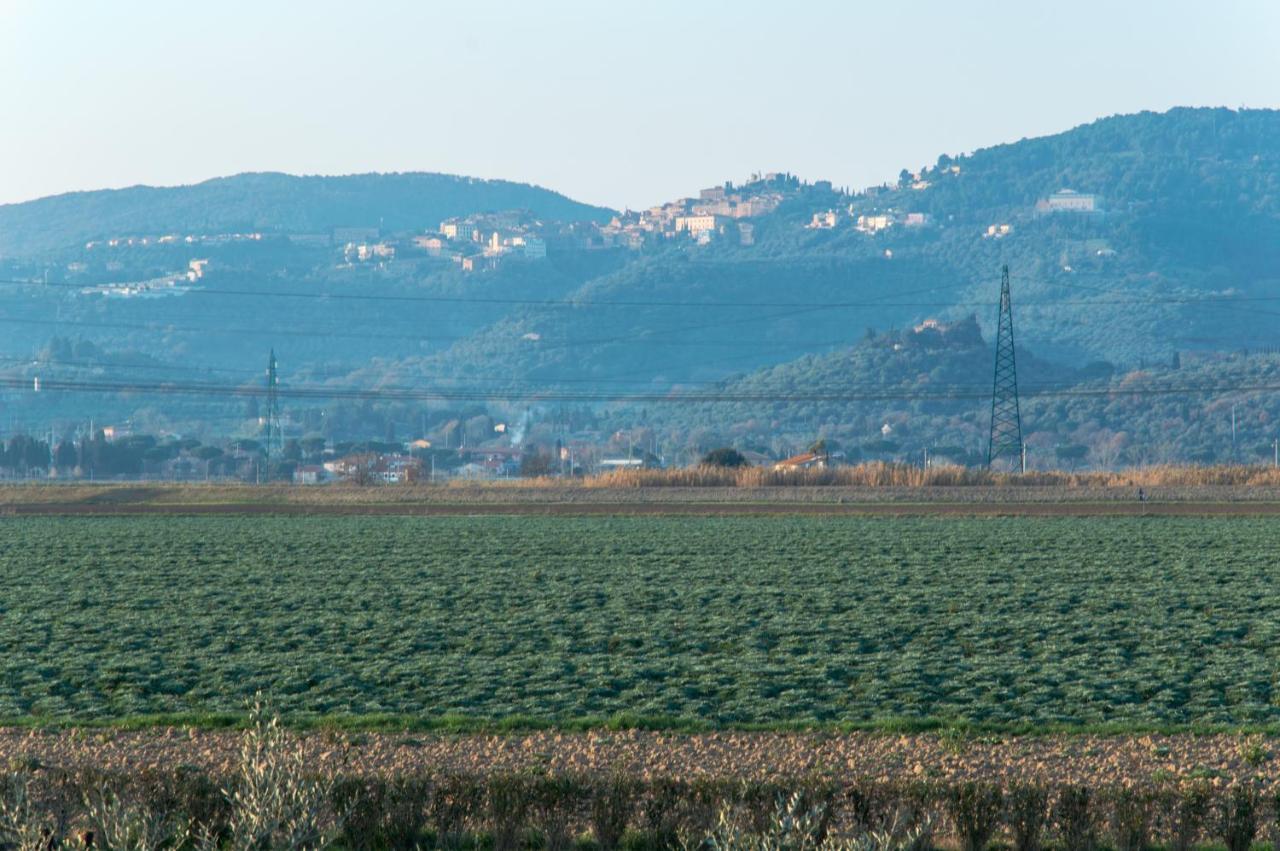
top-left (1159, 785), bottom-right (1209, 851)
top-left (946, 782), bottom-right (1003, 851)
top-left (489, 774), bottom-right (532, 851)
top-left (1107, 787), bottom-right (1153, 851)
top-left (1054, 785), bottom-right (1097, 851)
top-left (333, 777), bottom-right (428, 851)
top-left (223, 700), bottom-right (340, 851)
top-left (1215, 784), bottom-right (1259, 851)
top-left (1005, 784), bottom-right (1048, 851)
top-left (641, 777), bottom-right (688, 848)
top-left (591, 774), bottom-right (638, 851)
top-left (428, 774), bottom-right (482, 851)
top-left (701, 448), bottom-right (749, 469)
top-left (531, 775), bottom-right (584, 851)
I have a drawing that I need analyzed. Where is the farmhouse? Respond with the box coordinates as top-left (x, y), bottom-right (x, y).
top-left (773, 451), bottom-right (827, 471)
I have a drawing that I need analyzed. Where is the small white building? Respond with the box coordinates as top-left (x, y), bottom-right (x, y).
top-left (1038, 189), bottom-right (1098, 213)
top-left (441, 221), bottom-right (478, 241)
top-left (855, 214), bottom-right (893, 234)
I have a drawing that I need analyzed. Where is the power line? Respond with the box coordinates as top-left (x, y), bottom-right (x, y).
top-left (3, 275), bottom-right (1279, 309)
top-left (6, 373), bottom-right (1280, 406)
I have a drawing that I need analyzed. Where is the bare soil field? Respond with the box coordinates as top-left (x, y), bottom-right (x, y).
top-left (4, 482), bottom-right (1280, 515)
top-left (2, 728), bottom-right (1275, 790)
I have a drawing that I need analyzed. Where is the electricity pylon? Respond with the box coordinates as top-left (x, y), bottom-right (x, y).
top-left (264, 349), bottom-right (282, 481)
top-left (987, 265), bottom-right (1024, 471)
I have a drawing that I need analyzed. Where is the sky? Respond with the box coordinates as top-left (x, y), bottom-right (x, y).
top-left (1, 0), bottom-right (1278, 211)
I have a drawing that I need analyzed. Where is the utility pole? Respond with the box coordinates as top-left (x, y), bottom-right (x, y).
top-left (264, 349), bottom-right (281, 482)
top-left (1231, 404), bottom-right (1238, 462)
top-left (987, 265), bottom-right (1024, 470)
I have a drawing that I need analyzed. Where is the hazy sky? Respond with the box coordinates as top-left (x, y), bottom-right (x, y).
top-left (2, 0), bottom-right (1278, 210)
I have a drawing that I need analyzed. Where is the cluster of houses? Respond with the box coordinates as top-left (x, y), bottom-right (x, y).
top-left (421, 176), bottom-right (794, 268)
top-left (76, 258), bottom-right (211, 299)
top-left (611, 178), bottom-right (790, 247)
top-left (809, 186), bottom-right (1100, 245)
top-left (84, 233), bottom-right (265, 250)
top-left (412, 211), bottom-right (550, 273)
top-left (807, 207), bottom-right (932, 233)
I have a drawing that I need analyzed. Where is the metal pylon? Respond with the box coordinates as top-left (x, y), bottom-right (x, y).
top-left (264, 349), bottom-right (282, 479)
top-left (987, 265), bottom-right (1023, 470)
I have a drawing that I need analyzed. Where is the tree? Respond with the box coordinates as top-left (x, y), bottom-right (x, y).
top-left (195, 445), bottom-right (224, 480)
top-left (519, 452), bottom-right (555, 478)
top-left (1054, 444), bottom-right (1089, 471)
top-left (300, 435), bottom-right (327, 461)
top-left (701, 447), bottom-right (748, 468)
top-left (53, 441), bottom-right (78, 471)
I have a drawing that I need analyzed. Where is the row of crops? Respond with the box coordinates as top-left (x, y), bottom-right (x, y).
top-left (2, 515), bottom-right (1279, 727)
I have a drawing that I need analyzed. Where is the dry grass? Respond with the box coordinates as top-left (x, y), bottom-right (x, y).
top-left (4, 464), bottom-right (1280, 509)
top-left (572, 462), bottom-right (1280, 489)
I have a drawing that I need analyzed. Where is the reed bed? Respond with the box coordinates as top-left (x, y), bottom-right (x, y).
top-left (574, 462), bottom-right (1280, 490)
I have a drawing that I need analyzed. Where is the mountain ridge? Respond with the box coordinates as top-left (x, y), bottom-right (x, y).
top-left (0, 170), bottom-right (616, 256)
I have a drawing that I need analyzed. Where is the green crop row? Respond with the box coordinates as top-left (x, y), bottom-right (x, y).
top-left (2, 515), bottom-right (1280, 728)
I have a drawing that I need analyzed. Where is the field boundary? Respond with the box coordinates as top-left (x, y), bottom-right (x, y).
top-left (6, 499), bottom-right (1280, 516)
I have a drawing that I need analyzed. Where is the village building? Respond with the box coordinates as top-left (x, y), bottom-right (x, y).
top-left (1036, 188), bottom-right (1098, 213)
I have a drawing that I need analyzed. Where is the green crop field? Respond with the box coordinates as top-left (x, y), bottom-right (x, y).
top-left (2, 515), bottom-right (1278, 730)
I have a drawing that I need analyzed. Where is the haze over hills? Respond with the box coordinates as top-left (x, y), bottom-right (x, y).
top-left (1, 107), bottom-right (1279, 469)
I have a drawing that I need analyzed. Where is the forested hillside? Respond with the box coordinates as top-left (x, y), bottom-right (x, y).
top-left (1, 107), bottom-right (1278, 456)
top-left (615, 317), bottom-right (1280, 468)
top-left (0, 172), bottom-right (613, 256)
top-left (416, 107), bottom-right (1280, 383)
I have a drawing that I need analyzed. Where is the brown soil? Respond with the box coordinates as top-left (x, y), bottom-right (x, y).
top-left (1, 729), bottom-right (1273, 789)
top-left (3, 499), bottom-right (1280, 516)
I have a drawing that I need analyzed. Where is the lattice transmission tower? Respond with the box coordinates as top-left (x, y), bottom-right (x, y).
top-left (263, 349), bottom-right (282, 480)
top-left (987, 265), bottom-right (1024, 471)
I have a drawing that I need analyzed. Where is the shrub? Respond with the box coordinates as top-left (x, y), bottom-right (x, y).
top-left (591, 774), bottom-right (638, 851)
top-left (946, 782), bottom-right (1003, 851)
top-left (1053, 785), bottom-right (1097, 851)
top-left (223, 699), bottom-right (341, 851)
top-left (845, 782), bottom-right (893, 835)
top-left (703, 791), bottom-right (830, 851)
top-left (1005, 784), bottom-right (1049, 851)
top-left (1159, 785), bottom-right (1209, 851)
top-left (333, 776), bottom-right (429, 851)
top-left (531, 775), bottom-right (584, 851)
top-left (1107, 787), bottom-right (1153, 851)
top-left (0, 775), bottom-right (69, 851)
top-left (489, 774), bottom-right (533, 851)
top-left (642, 777), bottom-right (689, 848)
top-left (1215, 785), bottom-right (1259, 851)
top-left (675, 778), bottom-right (731, 843)
top-left (85, 786), bottom-right (187, 851)
top-left (428, 774), bottom-right (482, 851)
top-left (701, 449), bottom-right (749, 469)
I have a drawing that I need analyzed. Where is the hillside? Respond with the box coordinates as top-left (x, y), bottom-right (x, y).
top-left (1, 108), bottom-right (1279, 451)
top-left (0, 171), bottom-right (614, 256)
top-left (415, 107), bottom-right (1280, 384)
top-left (616, 316), bottom-right (1280, 469)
